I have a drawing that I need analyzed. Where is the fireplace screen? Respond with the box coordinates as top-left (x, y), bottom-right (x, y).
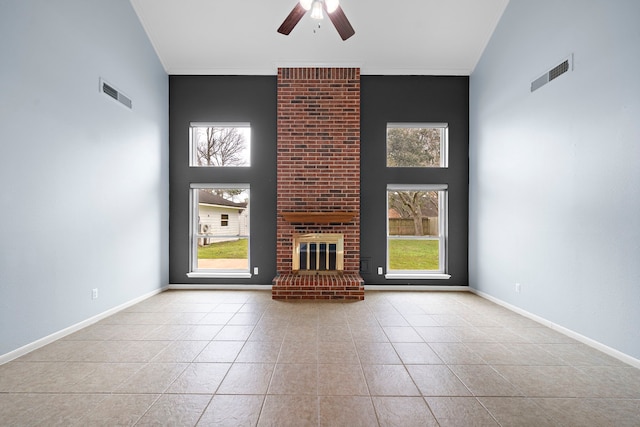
top-left (293, 233), bottom-right (344, 273)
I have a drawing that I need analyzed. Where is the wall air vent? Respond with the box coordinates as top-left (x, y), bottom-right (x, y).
top-left (531, 54), bottom-right (573, 92)
top-left (100, 78), bottom-right (132, 109)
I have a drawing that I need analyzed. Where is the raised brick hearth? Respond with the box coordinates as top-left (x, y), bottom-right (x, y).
top-left (272, 67), bottom-right (364, 300)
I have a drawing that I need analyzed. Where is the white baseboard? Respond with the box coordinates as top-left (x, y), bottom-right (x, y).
top-left (470, 288), bottom-right (640, 369)
top-left (0, 286), bottom-right (168, 365)
top-left (167, 284), bottom-right (272, 290)
top-left (365, 285), bottom-right (470, 291)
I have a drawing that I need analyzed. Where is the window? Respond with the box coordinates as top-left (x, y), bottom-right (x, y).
top-left (386, 123), bottom-right (448, 168)
top-left (386, 184), bottom-right (450, 279)
top-left (190, 122), bottom-right (251, 167)
top-left (188, 184), bottom-right (250, 278)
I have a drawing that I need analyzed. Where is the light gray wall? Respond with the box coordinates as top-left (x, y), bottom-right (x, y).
top-left (469, 0), bottom-right (640, 359)
top-left (0, 0), bottom-right (168, 356)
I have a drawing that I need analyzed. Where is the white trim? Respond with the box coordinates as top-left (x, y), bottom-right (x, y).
top-left (470, 288), bottom-right (640, 369)
top-left (365, 285), bottom-right (467, 291)
top-left (169, 284), bottom-right (271, 290)
top-left (190, 122), bottom-right (250, 128)
top-left (190, 183), bottom-right (250, 190)
top-left (0, 286), bottom-right (168, 366)
top-left (186, 272), bottom-right (252, 279)
top-left (387, 122), bottom-right (448, 129)
top-left (385, 273), bottom-right (452, 280)
top-left (387, 184), bottom-right (448, 191)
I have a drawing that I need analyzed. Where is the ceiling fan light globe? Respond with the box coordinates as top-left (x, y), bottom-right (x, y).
top-left (325, 0), bottom-right (339, 13)
top-left (299, 0), bottom-right (312, 11)
top-left (310, 0), bottom-right (324, 20)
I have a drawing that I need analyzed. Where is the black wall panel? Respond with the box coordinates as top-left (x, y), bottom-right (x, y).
top-left (169, 75), bottom-right (468, 286)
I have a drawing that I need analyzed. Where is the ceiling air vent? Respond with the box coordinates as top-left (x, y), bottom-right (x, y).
top-left (100, 78), bottom-right (132, 109)
top-left (531, 54), bottom-right (573, 92)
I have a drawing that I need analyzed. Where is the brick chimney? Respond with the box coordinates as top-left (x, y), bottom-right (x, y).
top-left (272, 67), bottom-right (364, 300)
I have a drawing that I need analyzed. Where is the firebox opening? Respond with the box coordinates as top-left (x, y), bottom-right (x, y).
top-left (293, 233), bottom-right (344, 275)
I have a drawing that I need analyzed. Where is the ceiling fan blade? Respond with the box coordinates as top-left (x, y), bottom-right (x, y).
top-left (326, 5), bottom-right (355, 40)
top-left (277, 3), bottom-right (307, 35)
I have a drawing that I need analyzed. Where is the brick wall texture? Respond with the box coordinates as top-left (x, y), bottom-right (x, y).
top-left (273, 67), bottom-right (362, 299)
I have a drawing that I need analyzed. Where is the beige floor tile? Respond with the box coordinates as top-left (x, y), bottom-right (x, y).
top-left (362, 364), bottom-right (420, 396)
top-left (166, 362), bottom-right (231, 394)
top-left (492, 365), bottom-right (587, 398)
top-left (213, 325), bottom-right (255, 341)
top-left (269, 363), bottom-right (318, 395)
top-left (382, 326), bottom-right (424, 342)
top-left (79, 393), bottom-right (159, 426)
top-left (0, 393), bottom-right (54, 425)
top-left (248, 324), bottom-right (288, 342)
top-left (195, 340), bottom-right (245, 363)
top-left (576, 366), bottom-right (640, 398)
top-left (318, 364), bottom-right (369, 395)
top-left (228, 311), bottom-right (262, 325)
top-left (318, 324), bottom-right (353, 341)
top-left (278, 340), bottom-right (318, 363)
top-left (350, 324), bottom-right (390, 342)
top-left (12, 393), bottom-right (106, 426)
top-left (179, 324), bottom-right (224, 340)
top-left (318, 340), bottom-right (359, 364)
top-left (258, 394), bottom-right (318, 427)
top-left (68, 362), bottom-right (144, 393)
top-left (236, 340), bottom-right (282, 363)
top-left (319, 396), bottom-right (378, 427)
top-left (151, 340), bottom-right (209, 362)
top-left (144, 324), bottom-right (193, 340)
top-left (373, 396), bottom-right (439, 427)
top-left (393, 342), bottom-right (443, 364)
top-left (449, 365), bottom-right (522, 397)
top-left (217, 362), bottom-right (274, 394)
top-left (199, 394), bottom-right (264, 427)
top-left (478, 397), bottom-right (558, 427)
top-left (198, 312), bottom-right (235, 325)
top-left (530, 397), bottom-right (614, 427)
top-left (355, 341), bottom-right (402, 364)
top-left (425, 396), bottom-right (499, 426)
top-left (135, 393), bottom-right (211, 426)
top-left (428, 342), bottom-right (486, 364)
top-left (3, 290), bottom-right (639, 427)
top-left (414, 326), bottom-right (460, 343)
top-left (115, 362), bottom-right (188, 393)
top-left (406, 364), bottom-right (472, 397)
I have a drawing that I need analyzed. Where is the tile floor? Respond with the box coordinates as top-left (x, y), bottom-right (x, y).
top-left (1, 290), bottom-right (639, 426)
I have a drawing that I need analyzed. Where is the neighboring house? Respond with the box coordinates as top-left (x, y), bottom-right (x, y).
top-left (198, 190), bottom-right (248, 244)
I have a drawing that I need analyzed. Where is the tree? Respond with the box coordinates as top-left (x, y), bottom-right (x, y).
top-left (388, 190), bottom-right (438, 236)
top-left (386, 127), bottom-right (441, 167)
top-left (195, 127), bottom-right (247, 167)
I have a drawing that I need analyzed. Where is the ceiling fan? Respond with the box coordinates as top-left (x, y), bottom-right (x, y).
top-left (277, 0), bottom-right (355, 41)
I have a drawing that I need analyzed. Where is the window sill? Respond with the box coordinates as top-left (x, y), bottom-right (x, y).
top-left (187, 272), bottom-right (252, 279)
top-left (385, 273), bottom-right (451, 280)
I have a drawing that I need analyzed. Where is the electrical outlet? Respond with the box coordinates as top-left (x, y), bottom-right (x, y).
top-left (92, 288), bottom-right (99, 299)
top-left (515, 283), bottom-right (521, 293)
top-left (377, 266), bottom-right (383, 275)
top-left (253, 267), bottom-right (259, 275)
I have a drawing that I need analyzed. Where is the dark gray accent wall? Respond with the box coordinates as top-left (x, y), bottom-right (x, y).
top-left (359, 76), bottom-right (469, 285)
top-left (169, 76), bottom-right (278, 284)
top-left (169, 75), bottom-right (468, 286)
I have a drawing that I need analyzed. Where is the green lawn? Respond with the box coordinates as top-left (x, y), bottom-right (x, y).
top-left (388, 239), bottom-right (439, 270)
top-left (198, 238), bottom-right (248, 259)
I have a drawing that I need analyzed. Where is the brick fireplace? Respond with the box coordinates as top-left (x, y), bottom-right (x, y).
top-left (272, 67), bottom-right (364, 300)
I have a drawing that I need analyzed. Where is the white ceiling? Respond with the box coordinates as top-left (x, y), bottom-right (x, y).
top-left (130, 0), bottom-right (509, 76)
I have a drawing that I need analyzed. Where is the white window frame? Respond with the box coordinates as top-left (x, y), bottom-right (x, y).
top-left (386, 123), bottom-right (449, 168)
top-left (385, 184), bottom-right (450, 280)
top-left (187, 183), bottom-right (251, 278)
top-left (189, 122), bottom-right (251, 167)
